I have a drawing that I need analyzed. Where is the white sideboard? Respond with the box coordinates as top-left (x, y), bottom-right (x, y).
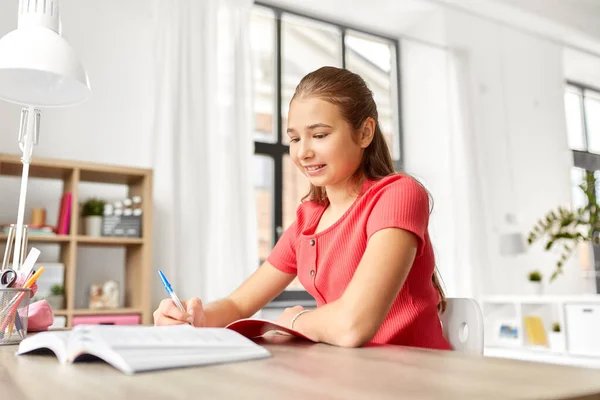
top-left (482, 295), bottom-right (600, 368)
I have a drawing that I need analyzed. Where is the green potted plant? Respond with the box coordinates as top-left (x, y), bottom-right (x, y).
top-left (82, 198), bottom-right (105, 237)
top-left (46, 284), bottom-right (65, 310)
top-left (548, 321), bottom-right (564, 352)
top-left (527, 171), bottom-right (599, 282)
top-left (527, 270), bottom-right (543, 295)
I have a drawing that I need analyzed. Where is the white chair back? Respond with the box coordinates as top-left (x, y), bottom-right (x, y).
top-left (440, 298), bottom-right (484, 355)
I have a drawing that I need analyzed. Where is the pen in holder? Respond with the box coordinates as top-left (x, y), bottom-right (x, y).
top-left (2, 224), bottom-right (29, 270)
top-left (0, 287), bottom-right (30, 344)
top-left (0, 224), bottom-right (31, 344)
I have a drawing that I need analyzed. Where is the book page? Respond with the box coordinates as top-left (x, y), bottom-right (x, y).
top-left (86, 325), bottom-right (269, 348)
top-left (71, 325), bottom-right (271, 374)
top-left (16, 330), bottom-right (71, 363)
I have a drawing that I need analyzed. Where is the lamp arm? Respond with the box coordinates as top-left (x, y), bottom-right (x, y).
top-left (11, 106), bottom-right (39, 270)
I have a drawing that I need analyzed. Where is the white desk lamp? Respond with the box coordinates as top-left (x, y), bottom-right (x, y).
top-left (0, 0), bottom-right (90, 270)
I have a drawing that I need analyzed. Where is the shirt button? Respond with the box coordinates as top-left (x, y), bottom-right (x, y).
top-left (310, 239), bottom-right (315, 246)
top-left (310, 270), bottom-right (315, 276)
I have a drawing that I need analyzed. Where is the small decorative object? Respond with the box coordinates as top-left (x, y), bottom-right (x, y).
top-left (548, 322), bottom-right (565, 352)
top-left (102, 197), bottom-right (142, 237)
top-left (46, 284), bottom-right (65, 310)
top-left (527, 270), bottom-right (543, 295)
top-left (523, 316), bottom-right (548, 346)
top-left (103, 280), bottom-right (119, 308)
top-left (527, 171), bottom-right (599, 282)
top-left (493, 319), bottom-right (520, 347)
top-left (30, 207), bottom-right (46, 226)
top-left (82, 198), bottom-right (105, 237)
top-left (89, 280), bottom-right (119, 309)
top-left (552, 322), bottom-right (561, 332)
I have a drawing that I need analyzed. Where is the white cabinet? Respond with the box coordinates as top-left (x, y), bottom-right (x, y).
top-left (565, 304), bottom-right (600, 357)
top-left (481, 295), bottom-right (600, 367)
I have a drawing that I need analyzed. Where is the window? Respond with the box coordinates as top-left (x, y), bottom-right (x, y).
top-left (565, 82), bottom-right (600, 189)
top-left (250, 3), bottom-right (402, 300)
top-left (564, 82), bottom-right (600, 277)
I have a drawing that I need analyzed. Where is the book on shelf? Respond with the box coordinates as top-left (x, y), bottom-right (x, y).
top-left (1, 225), bottom-right (56, 235)
top-left (17, 324), bottom-right (272, 375)
top-left (55, 192), bottom-right (72, 235)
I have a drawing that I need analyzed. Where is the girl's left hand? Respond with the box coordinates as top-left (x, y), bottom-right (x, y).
top-left (276, 305), bottom-right (305, 329)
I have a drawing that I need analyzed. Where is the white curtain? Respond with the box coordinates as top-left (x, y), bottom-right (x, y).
top-left (151, 0), bottom-right (257, 306)
top-left (445, 49), bottom-right (490, 299)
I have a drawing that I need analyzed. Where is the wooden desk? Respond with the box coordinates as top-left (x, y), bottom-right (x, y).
top-left (2, 335), bottom-right (600, 400)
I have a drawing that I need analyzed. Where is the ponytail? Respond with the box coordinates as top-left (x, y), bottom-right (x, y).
top-left (433, 268), bottom-right (447, 313)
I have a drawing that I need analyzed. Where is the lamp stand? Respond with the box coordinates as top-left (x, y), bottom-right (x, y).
top-left (11, 106), bottom-right (40, 271)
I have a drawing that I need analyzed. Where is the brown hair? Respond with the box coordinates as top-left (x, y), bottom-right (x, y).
top-left (290, 66), bottom-right (447, 313)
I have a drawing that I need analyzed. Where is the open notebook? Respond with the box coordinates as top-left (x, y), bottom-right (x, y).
top-left (225, 318), bottom-right (311, 340)
top-left (16, 324), bottom-right (271, 375)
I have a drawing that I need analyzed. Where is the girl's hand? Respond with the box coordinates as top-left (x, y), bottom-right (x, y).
top-left (153, 297), bottom-right (206, 327)
top-left (276, 305), bottom-right (305, 329)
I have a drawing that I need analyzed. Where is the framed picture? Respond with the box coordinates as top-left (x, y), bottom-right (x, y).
top-left (89, 280), bottom-right (120, 309)
top-left (493, 319), bottom-right (520, 347)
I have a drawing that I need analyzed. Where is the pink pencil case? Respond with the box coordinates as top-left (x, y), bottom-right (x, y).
top-left (13, 271), bottom-right (54, 332)
top-left (27, 300), bottom-right (54, 331)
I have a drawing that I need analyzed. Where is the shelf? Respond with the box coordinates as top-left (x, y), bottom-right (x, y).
top-left (72, 308), bottom-right (143, 316)
top-left (0, 153), bottom-right (150, 184)
top-left (0, 234), bottom-right (71, 243)
top-left (76, 236), bottom-right (144, 246)
top-left (0, 153), bottom-right (153, 327)
top-left (0, 154), bottom-right (73, 180)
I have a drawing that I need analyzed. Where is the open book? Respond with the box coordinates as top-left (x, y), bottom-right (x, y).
top-left (16, 324), bottom-right (271, 375)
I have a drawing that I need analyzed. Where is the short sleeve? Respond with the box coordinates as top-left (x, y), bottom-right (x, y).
top-left (366, 177), bottom-right (430, 254)
top-left (266, 220), bottom-right (298, 274)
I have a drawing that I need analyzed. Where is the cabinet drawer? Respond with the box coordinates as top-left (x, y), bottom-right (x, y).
top-left (72, 314), bottom-right (141, 326)
top-left (565, 304), bottom-right (600, 357)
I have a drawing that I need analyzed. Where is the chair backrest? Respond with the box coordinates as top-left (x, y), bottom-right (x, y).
top-left (440, 298), bottom-right (484, 355)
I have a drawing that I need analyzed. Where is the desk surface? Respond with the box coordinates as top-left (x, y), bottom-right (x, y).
top-left (3, 335), bottom-right (600, 400)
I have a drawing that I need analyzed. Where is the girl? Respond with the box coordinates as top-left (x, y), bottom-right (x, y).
top-left (154, 66), bottom-right (451, 350)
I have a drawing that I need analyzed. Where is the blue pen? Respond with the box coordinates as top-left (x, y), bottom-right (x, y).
top-left (158, 270), bottom-right (192, 325)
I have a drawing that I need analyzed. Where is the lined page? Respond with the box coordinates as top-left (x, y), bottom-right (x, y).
top-left (76, 325), bottom-right (262, 349)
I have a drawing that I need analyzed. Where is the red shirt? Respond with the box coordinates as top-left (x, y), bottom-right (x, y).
top-left (267, 174), bottom-right (451, 350)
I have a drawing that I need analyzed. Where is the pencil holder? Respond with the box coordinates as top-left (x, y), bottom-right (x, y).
top-left (0, 288), bottom-right (31, 345)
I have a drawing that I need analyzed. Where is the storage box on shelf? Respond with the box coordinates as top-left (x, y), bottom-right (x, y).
top-left (0, 153), bottom-right (153, 327)
top-left (482, 295), bottom-right (600, 368)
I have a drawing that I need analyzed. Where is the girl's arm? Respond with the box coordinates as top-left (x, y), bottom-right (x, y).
top-left (284, 227), bottom-right (418, 347)
top-left (202, 261), bottom-right (295, 327)
top-left (154, 261), bottom-right (295, 327)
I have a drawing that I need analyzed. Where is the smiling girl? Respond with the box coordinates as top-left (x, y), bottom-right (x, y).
top-left (154, 66), bottom-right (451, 350)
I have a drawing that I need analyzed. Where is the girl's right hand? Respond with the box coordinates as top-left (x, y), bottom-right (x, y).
top-left (153, 297), bottom-right (206, 327)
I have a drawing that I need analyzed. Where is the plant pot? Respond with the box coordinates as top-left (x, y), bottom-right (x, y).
top-left (527, 281), bottom-right (543, 295)
top-left (547, 331), bottom-right (565, 352)
top-left (46, 295), bottom-right (64, 310)
top-left (84, 216), bottom-right (103, 237)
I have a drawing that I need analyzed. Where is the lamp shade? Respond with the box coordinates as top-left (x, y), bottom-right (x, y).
top-left (0, 26), bottom-right (90, 107)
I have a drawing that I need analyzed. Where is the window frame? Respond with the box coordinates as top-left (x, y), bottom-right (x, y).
top-left (253, 2), bottom-right (404, 304)
top-left (567, 81), bottom-right (600, 171)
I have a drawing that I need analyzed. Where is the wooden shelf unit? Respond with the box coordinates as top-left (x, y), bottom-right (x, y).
top-left (0, 153), bottom-right (153, 327)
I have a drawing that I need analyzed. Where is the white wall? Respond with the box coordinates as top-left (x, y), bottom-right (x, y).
top-left (444, 8), bottom-right (590, 295)
top-left (0, 0), bottom-right (156, 307)
top-left (401, 6), bottom-right (595, 296)
top-left (401, 40), bottom-right (457, 295)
